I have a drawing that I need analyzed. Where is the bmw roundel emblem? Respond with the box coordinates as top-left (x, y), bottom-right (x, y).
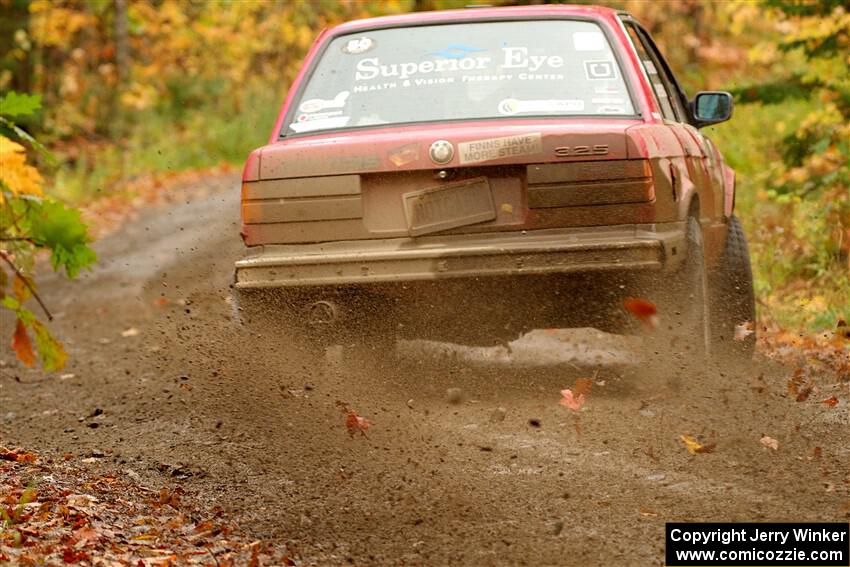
top-left (429, 140), bottom-right (454, 165)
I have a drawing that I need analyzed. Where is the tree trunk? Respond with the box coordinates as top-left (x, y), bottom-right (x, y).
top-left (114, 0), bottom-right (129, 84)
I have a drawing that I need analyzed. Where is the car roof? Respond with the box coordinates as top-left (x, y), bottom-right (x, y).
top-left (329, 4), bottom-right (624, 35)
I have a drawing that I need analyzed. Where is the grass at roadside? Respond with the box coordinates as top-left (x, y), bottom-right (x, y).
top-left (50, 88), bottom-right (280, 205)
top-left (710, 100), bottom-right (850, 334)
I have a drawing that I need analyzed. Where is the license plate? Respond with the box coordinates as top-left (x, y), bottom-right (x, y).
top-left (403, 177), bottom-right (495, 237)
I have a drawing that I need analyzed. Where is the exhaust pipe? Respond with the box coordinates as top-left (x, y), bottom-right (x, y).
top-left (305, 300), bottom-right (340, 327)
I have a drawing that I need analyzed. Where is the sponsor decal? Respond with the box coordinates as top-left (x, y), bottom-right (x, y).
top-left (591, 97), bottom-right (625, 105)
top-left (594, 86), bottom-right (620, 94)
top-left (572, 31), bottom-right (606, 51)
top-left (289, 116), bottom-right (351, 133)
top-left (428, 44), bottom-right (487, 59)
top-left (458, 133), bottom-right (542, 165)
top-left (296, 110), bottom-right (344, 122)
top-left (584, 60), bottom-right (617, 80)
top-left (354, 47), bottom-right (564, 82)
top-left (498, 98), bottom-right (584, 115)
top-left (342, 37), bottom-right (375, 54)
top-left (298, 91), bottom-right (350, 113)
top-left (388, 143), bottom-right (420, 167)
top-left (595, 105), bottom-right (627, 114)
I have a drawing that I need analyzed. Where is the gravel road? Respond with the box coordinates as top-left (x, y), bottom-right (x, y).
top-left (1, 174), bottom-right (847, 566)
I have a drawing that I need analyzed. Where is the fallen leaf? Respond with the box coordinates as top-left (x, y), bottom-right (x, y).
top-left (680, 435), bottom-right (714, 454)
top-left (760, 435), bottom-right (779, 451)
top-left (346, 410), bottom-right (371, 438)
top-left (623, 298), bottom-right (659, 330)
top-left (812, 446), bottom-right (822, 459)
top-left (572, 378), bottom-right (593, 397)
top-left (12, 318), bottom-right (35, 367)
top-left (0, 447), bottom-right (37, 463)
top-left (787, 368), bottom-right (813, 402)
top-left (16, 451), bottom-right (37, 463)
top-left (639, 508), bottom-right (659, 517)
top-left (559, 389), bottom-right (586, 411)
top-left (73, 526), bottom-right (100, 547)
top-left (63, 548), bottom-right (89, 563)
top-left (820, 396), bottom-right (839, 407)
top-left (248, 544), bottom-right (260, 567)
top-left (121, 327), bottom-right (139, 337)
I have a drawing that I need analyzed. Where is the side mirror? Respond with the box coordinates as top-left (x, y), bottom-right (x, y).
top-left (692, 91), bottom-right (733, 127)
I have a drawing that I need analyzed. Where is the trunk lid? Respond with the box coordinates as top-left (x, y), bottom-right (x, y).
top-left (242, 120), bottom-right (654, 246)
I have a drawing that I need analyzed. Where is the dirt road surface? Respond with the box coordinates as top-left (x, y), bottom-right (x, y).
top-left (2, 174), bottom-right (848, 566)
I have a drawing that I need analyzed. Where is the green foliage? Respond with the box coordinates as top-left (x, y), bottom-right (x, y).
top-left (0, 90), bottom-right (96, 371)
top-left (0, 92), bottom-right (41, 118)
top-left (712, 99), bottom-right (850, 331)
top-left (9, 198), bottom-right (97, 278)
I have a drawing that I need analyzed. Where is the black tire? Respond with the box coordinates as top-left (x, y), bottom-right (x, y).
top-left (709, 215), bottom-right (756, 360)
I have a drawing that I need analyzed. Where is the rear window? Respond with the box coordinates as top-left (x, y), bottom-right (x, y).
top-left (285, 19), bottom-right (635, 135)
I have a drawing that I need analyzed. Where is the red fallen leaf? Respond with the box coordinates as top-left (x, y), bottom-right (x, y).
top-left (559, 389), bottom-right (586, 411)
top-left (346, 410), bottom-right (371, 438)
top-left (796, 386), bottom-right (813, 403)
top-left (12, 318), bottom-right (36, 367)
top-left (812, 446), bottom-right (822, 459)
top-left (787, 368), bottom-right (813, 402)
top-left (821, 396), bottom-right (839, 407)
top-left (73, 526), bottom-right (100, 547)
top-left (248, 542), bottom-right (261, 567)
top-left (0, 447), bottom-right (35, 463)
top-left (572, 378), bottom-right (593, 397)
top-left (623, 298), bottom-right (659, 330)
top-left (63, 547), bottom-right (89, 563)
top-left (16, 452), bottom-right (37, 464)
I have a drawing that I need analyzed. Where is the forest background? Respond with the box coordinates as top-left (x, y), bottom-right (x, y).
top-left (1, 0), bottom-right (848, 344)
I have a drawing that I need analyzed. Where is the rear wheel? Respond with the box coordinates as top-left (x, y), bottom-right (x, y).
top-left (709, 215), bottom-right (756, 361)
top-left (655, 215), bottom-right (711, 368)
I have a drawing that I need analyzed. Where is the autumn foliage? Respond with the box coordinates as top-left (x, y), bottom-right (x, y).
top-left (0, 92), bottom-right (96, 370)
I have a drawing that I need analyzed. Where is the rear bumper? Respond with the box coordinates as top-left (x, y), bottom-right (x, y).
top-left (234, 222), bottom-right (687, 289)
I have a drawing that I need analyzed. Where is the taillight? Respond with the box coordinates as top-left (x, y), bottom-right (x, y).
top-left (526, 160), bottom-right (653, 208)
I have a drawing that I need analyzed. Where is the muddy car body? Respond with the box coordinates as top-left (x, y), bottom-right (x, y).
top-left (234, 5), bottom-right (755, 354)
